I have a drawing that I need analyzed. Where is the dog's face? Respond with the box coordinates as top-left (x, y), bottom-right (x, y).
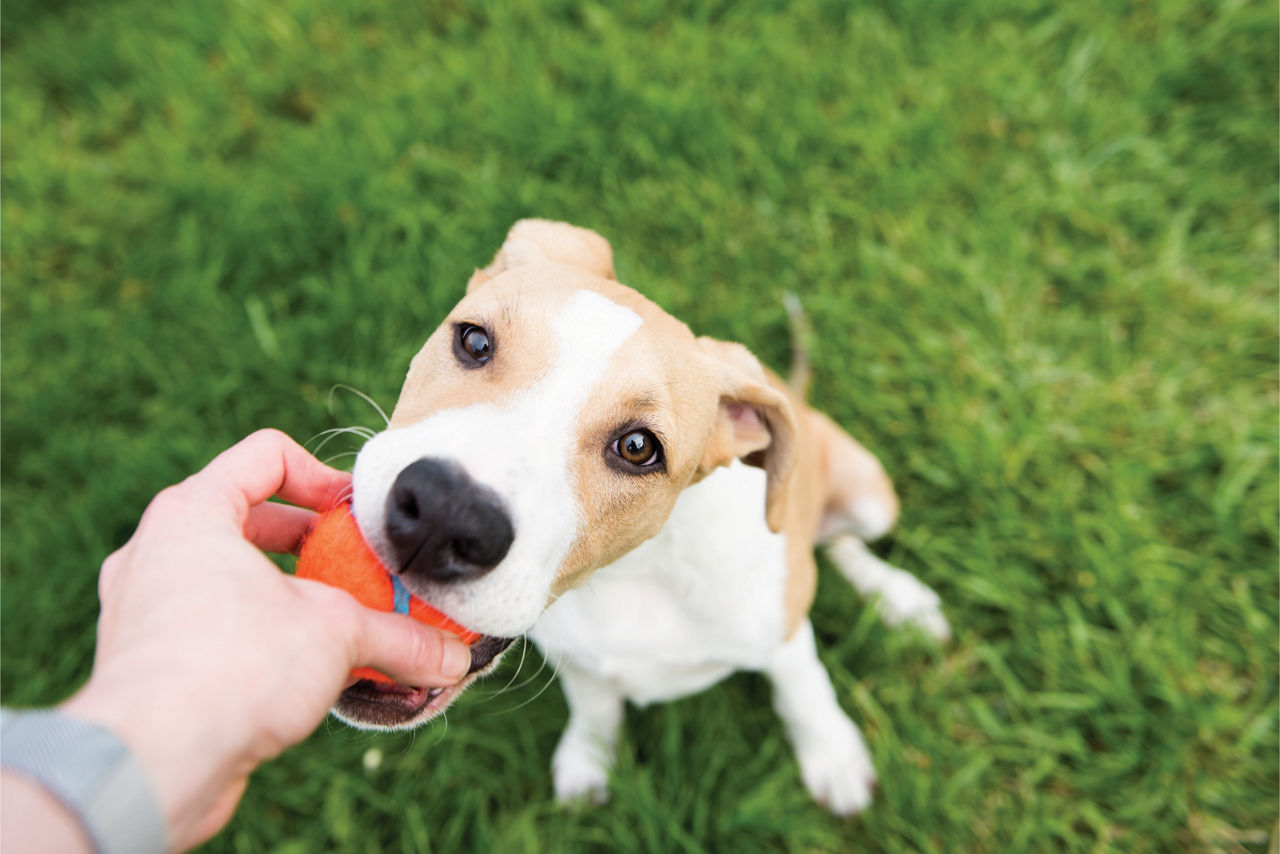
top-left (337, 221), bottom-right (796, 729)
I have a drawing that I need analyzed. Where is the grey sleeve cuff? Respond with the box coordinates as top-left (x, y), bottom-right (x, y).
top-left (2, 708), bottom-right (168, 854)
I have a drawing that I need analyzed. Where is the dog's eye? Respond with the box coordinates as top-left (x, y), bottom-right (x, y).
top-left (454, 324), bottom-right (492, 366)
top-left (613, 429), bottom-right (661, 467)
top-left (463, 327), bottom-right (491, 360)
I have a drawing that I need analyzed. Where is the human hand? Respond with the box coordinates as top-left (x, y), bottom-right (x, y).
top-left (59, 429), bottom-right (471, 851)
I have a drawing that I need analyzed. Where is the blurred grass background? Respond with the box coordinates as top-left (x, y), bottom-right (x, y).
top-left (2, 0), bottom-right (1276, 850)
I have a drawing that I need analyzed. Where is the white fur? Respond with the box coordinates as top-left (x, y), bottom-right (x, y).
top-left (817, 496), bottom-right (895, 543)
top-left (532, 464), bottom-right (880, 814)
top-left (849, 497), bottom-right (894, 541)
top-left (351, 289), bottom-right (642, 637)
top-left (824, 535), bottom-right (951, 641)
top-left (531, 461), bottom-right (789, 705)
top-left (543, 620), bottom-right (878, 815)
top-left (550, 661), bottom-right (624, 805)
top-left (763, 621), bottom-right (877, 815)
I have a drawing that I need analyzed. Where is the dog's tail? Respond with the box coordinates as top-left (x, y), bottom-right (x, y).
top-left (782, 292), bottom-right (812, 400)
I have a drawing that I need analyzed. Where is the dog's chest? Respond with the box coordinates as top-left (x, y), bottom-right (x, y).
top-left (530, 462), bottom-right (789, 705)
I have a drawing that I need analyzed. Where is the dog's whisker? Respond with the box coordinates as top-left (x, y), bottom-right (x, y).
top-left (306, 428), bottom-right (352, 453)
top-left (528, 649), bottom-right (566, 707)
top-left (514, 637), bottom-right (532, 678)
top-left (494, 648), bottom-right (563, 716)
top-left (308, 425), bottom-right (377, 458)
top-left (498, 641), bottom-right (553, 696)
top-left (311, 424), bottom-right (377, 441)
top-left (398, 729), bottom-right (416, 758)
top-left (480, 645), bottom-right (559, 718)
top-left (328, 384), bottom-right (391, 427)
top-left (476, 641), bottom-right (535, 706)
top-left (490, 637), bottom-right (530, 696)
top-left (321, 450), bottom-right (359, 466)
top-left (506, 650), bottom-right (559, 699)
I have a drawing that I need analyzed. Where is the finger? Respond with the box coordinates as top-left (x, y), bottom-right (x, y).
top-left (244, 502), bottom-right (317, 555)
top-left (192, 429), bottom-right (353, 521)
top-left (337, 600), bottom-right (472, 688)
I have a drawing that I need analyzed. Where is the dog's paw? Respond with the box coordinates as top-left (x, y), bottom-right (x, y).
top-left (877, 573), bottom-right (951, 642)
top-left (552, 737), bottom-right (611, 807)
top-left (794, 722), bottom-right (877, 817)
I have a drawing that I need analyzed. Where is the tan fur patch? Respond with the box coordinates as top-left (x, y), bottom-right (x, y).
top-left (467, 219), bottom-right (616, 295)
top-left (551, 289), bottom-right (724, 591)
top-left (389, 284), bottom-right (555, 428)
top-left (775, 393), bottom-right (901, 638)
top-left (692, 338), bottom-right (799, 534)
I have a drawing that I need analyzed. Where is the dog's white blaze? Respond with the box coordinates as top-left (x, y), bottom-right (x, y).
top-left (351, 289), bottom-right (642, 637)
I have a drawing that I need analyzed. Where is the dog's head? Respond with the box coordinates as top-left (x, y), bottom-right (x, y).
top-left (338, 220), bottom-right (796, 728)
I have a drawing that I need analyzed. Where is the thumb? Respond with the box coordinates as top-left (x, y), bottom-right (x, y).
top-left (348, 608), bottom-right (473, 687)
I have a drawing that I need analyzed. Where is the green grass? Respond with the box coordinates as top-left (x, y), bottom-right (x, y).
top-left (2, 0), bottom-right (1276, 850)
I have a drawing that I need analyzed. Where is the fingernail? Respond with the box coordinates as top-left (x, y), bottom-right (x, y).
top-left (442, 639), bottom-right (471, 681)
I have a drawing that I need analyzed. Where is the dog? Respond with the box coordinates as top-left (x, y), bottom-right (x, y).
top-left (341, 219), bottom-right (949, 815)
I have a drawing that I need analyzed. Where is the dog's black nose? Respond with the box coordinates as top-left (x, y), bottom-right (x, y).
top-left (384, 458), bottom-right (514, 584)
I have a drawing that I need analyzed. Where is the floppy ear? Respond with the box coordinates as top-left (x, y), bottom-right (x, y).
top-left (467, 219), bottom-right (617, 294)
top-left (696, 337), bottom-right (798, 534)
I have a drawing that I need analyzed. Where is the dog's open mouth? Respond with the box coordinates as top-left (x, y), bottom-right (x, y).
top-left (335, 634), bottom-right (515, 728)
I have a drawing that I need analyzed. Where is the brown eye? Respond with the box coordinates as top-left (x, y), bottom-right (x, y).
top-left (613, 429), bottom-right (661, 467)
top-left (455, 324), bottom-right (492, 365)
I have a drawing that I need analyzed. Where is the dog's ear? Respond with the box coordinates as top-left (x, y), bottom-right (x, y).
top-left (696, 337), bottom-right (798, 534)
top-left (467, 219), bottom-right (616, 293)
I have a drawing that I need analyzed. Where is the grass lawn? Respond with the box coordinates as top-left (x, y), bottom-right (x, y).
top-left (3, 0), bottom-right (1276, 850)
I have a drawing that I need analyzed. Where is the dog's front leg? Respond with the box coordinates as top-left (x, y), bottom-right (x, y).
top-left (551, 662), bottom-right (625, 806)
top-left (763, 620), bottom-right (877, 816)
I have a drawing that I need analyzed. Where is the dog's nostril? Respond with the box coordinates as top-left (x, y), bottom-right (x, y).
top-left (452, 535), bottom-right (495, 566)
top-left (402, 495), bottom-right (420, 520)
top-left (384, 458), bottom-right (515, 585)
top-left (392, 482), bottom-right (421, 520)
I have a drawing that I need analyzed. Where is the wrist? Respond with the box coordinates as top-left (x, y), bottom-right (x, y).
top-left (1, 708), bottom-right (168, 854)
top-left (60, 678), bottom-right (244, 851)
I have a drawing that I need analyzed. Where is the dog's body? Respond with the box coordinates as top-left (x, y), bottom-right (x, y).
top-left (531, 370), bottom-right (947, 814)
top-left (342, 220), bottom-right (948, 815)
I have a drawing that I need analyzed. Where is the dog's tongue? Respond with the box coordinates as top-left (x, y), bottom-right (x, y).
top-left (297, 503), bottom-right (482, 684)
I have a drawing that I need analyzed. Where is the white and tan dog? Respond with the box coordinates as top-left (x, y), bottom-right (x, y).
top-left (341, 220), bottom-right (949, 815)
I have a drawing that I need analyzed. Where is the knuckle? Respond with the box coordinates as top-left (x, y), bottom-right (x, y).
top-left (149, 480), bottom-right (207, 514)
top-left (246, 428), bottom-right (291, 452)
top-left (148, 484), bottom-right (186, 512)
top-left (307, 584), bottom-right (369, 642)
top-left (297, 577), bottom-right (353, 615)
top-left (403, 625), bottom-right (440, 673)
top-left (98, 550), bottom-right (124, 598)
top-left (314, 582), bottom-right (358, 614)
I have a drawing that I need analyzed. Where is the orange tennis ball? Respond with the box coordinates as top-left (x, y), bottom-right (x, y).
top-left (296, 503), bottom-right (481, 684)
